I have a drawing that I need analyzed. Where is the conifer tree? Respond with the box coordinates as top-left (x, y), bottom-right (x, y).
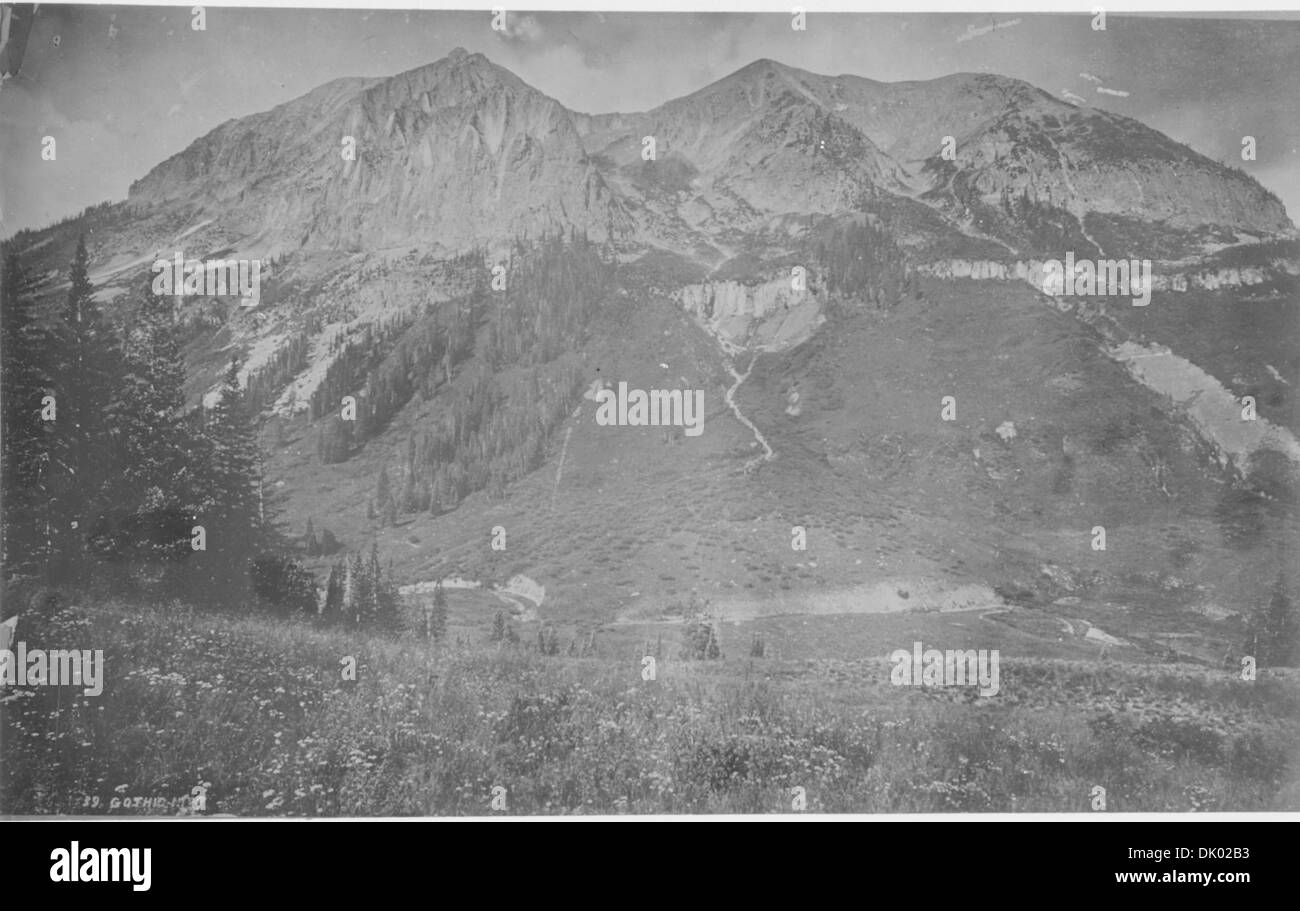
top-left (191, 358), bottom-right (264, 604)
top-left (376, 467), bottom-right (393, 524)
top-left (0, 249), bottom-right (52, 575)
top-left (370, 544), bottom-right (400, 632)
top-left (45, 236), bottom-right (123, 579)
top-left (319, 527), bottom-right (340, 556)
top-left (428, 580), bottom-right (448, 640)
top-left (305, 518), bottom-right (319, 556)
top-left (321, 561), bottom-right (344, 626)
top-left (706, 625), bottom-right (722, 660)
top-left (346, 551), bottom-right (373, 628)
top-left (109, 278), bottom-right (190, 513)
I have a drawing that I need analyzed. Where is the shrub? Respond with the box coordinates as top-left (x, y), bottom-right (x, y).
top-left (680, 619), bottom-right (722, 660)
top-left (250, 556), bottom-right (318, 617)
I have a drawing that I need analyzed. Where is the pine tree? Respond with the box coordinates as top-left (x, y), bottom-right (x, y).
top-left (490, 610), bottom-right (506, 642)
top-left (376, 467), bottom-right (393, 525)
top-left (44, 236), bottom-right (123, 581)
top-left (108, 277), bottom-right (191, 521)
top-left (428, 580), bottom-right (448, 640)
top-left (370, 545), bottom-right (400, 632)
top-left (321, 561), bottom-right (344, 626)
top-left (346, 551), bottom-right (374, 628)
top-left (319, 527), bottom-right (340, 556)
top-left (305, 518), bottom-right (319, 556)
top-left (191, 358), bottom-right (264, 605)
top-left (0, 248), bottom-right (52, 576)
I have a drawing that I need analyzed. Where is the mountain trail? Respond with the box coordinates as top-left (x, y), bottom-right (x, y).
top-left (725, 355), bottom-right (775, 472)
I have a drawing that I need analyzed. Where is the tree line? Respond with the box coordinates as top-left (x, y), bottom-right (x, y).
top-left (1, 237), bottom-right (291, 611)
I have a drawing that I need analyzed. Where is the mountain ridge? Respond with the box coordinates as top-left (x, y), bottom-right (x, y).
top-left (116, 49), bottom-right (1292, 261)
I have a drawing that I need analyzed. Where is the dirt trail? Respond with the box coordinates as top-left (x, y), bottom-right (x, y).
top-left (724, 355), bottom-right (775, 471)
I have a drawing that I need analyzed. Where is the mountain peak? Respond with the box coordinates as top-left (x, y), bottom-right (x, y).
top-left (444, 46), bottom-right (490, 69)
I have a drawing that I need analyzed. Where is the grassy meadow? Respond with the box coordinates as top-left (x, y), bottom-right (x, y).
top-left (3, 595), bottom-right (1298, 816)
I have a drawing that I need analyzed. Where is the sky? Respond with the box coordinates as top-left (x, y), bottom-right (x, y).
top-left (2, 5), bottom-right (1298, 238)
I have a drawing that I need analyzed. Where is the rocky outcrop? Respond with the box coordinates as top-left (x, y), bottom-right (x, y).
top-left (675, 277), bottom-right (823, 352)
top-left (129, 49), bottom-right (633, 253)
top-left (918, 257), bottom-right (1298, 293)
top-left (1109, 341), bottom-right (1300, 469)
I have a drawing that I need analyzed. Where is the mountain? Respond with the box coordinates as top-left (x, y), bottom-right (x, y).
top-left (576, 60), bottom-right (1289, 260)
top-left (7, 49), bottom-right (1298, 657)
top-left (127, 48), bottom-right (632, 255)
top-left (113, 52), bottom-right (1292, 266)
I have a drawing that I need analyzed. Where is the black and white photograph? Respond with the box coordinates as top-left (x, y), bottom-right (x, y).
top-left (1, 1), bottom-right (1298, 832)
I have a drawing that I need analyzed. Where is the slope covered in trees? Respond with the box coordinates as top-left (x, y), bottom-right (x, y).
top-left (313, 234), bottom-right (612, 518)
top-left (1, 237), bottom-right (293, 611)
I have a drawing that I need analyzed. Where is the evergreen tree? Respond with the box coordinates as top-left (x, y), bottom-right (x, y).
top-left (370, 545), bottom-right (401, 632)
top-left (321, 561), bottom-right (344, 626)
top-left (0, 248), bottom-right (52, 576)
top-left (108, 278), bottom-right (190, 517)
top-left (428, 580), bottom-right (448, 640)
top-left (706, 625), bottom-right (722, 660)
top-left (44, 236), bottom-right (123, 580)
top-left (376, 467), bottom-right (393, 525)
top-left (305, 518), bottom-right (319, 556)
top-left (319, 527), bottom-right (340, 556)
top-left (190, 358), bottom-right (264, 605)
top-left (346, 551), bottom-right (373, 628)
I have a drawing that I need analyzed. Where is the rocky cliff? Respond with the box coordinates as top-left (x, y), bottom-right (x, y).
top-left (675, 276), bottom-right (824, 351)
top-left (129, 49), bottom-right (633, 253)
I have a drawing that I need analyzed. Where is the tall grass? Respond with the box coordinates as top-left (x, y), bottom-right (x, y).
top-left (3, 599), bottom-right (1297, 815)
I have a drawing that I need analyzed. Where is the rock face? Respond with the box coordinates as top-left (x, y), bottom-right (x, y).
top-left (676, 277), bottom-right (824, 351)
top-left (581, 62), bottom-right (1291, 245)
top-left (126, 51), bottom-right (1293, 261)
top-left (918, 257), bottom-right (1296, 293)
top-left (129, 49), bottom-right (632, 253)
top-left (1109, 341), bottom-right (1300, 470)
top-left (915, 90), bottom-right (1291, 234)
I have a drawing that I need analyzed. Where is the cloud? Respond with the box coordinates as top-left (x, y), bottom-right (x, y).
top-left (1097, 86), bottom-right (1130, 97)
top-left (1061, 89), bottom-right (1088, 105)
top-left (1079, 72), bottom-right (1103, 84)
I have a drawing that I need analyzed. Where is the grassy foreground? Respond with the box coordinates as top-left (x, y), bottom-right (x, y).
top-left (3, 598), bottom-right (1299, 815)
